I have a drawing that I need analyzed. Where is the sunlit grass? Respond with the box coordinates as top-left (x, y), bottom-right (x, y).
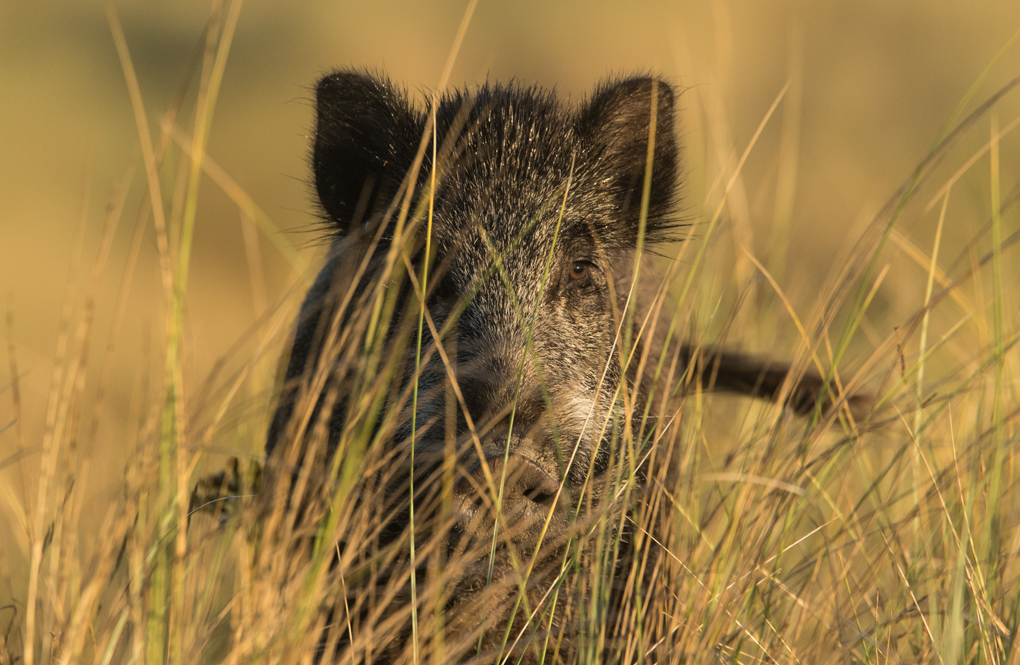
top-left (2, 3), bottom-right (1020, 664)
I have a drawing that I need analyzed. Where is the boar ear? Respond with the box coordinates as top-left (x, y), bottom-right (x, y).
top-left (577, 76), bottom-right (680, 241)
top-left (313, 71), bottom-right (424, 234)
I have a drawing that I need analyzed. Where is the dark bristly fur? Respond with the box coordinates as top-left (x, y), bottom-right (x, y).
top-left (261, 70), bottom-right (863, 663)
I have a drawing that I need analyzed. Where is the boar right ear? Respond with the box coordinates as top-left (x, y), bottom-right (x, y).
top-left (313, 71), bottom-right (424, 235)
top-left (576, 76), bottom-right (681, 243)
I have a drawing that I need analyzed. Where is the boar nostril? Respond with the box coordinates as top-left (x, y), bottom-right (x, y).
top-left (523, 486), bottom-right (557, 505)
top-left (518, 467), bottom-right (561, 507)
top-left (456, 455), bottom-right (561, 513)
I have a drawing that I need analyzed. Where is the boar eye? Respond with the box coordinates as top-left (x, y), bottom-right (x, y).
top-left (567, 261), bottom-right (592, 286)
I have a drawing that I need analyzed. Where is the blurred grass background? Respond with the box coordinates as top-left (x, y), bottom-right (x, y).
top-left (1, 0), bottom-right (1019, 656)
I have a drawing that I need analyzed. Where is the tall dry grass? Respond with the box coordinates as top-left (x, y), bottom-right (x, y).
top-left (2, 2), bottom-right (1020, 663)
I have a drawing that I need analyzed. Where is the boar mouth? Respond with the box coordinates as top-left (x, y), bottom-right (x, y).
top-left (444, 454), bottom-right (571, 558)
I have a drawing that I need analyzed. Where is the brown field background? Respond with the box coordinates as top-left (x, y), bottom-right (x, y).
top-left (2, 0), bottom-right (1020, 647)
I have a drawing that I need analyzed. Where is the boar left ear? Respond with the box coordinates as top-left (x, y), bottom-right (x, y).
top-left (576, 76), bottom-right (681, 241)
top-left (313, 70), bottom-right (425, 235)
